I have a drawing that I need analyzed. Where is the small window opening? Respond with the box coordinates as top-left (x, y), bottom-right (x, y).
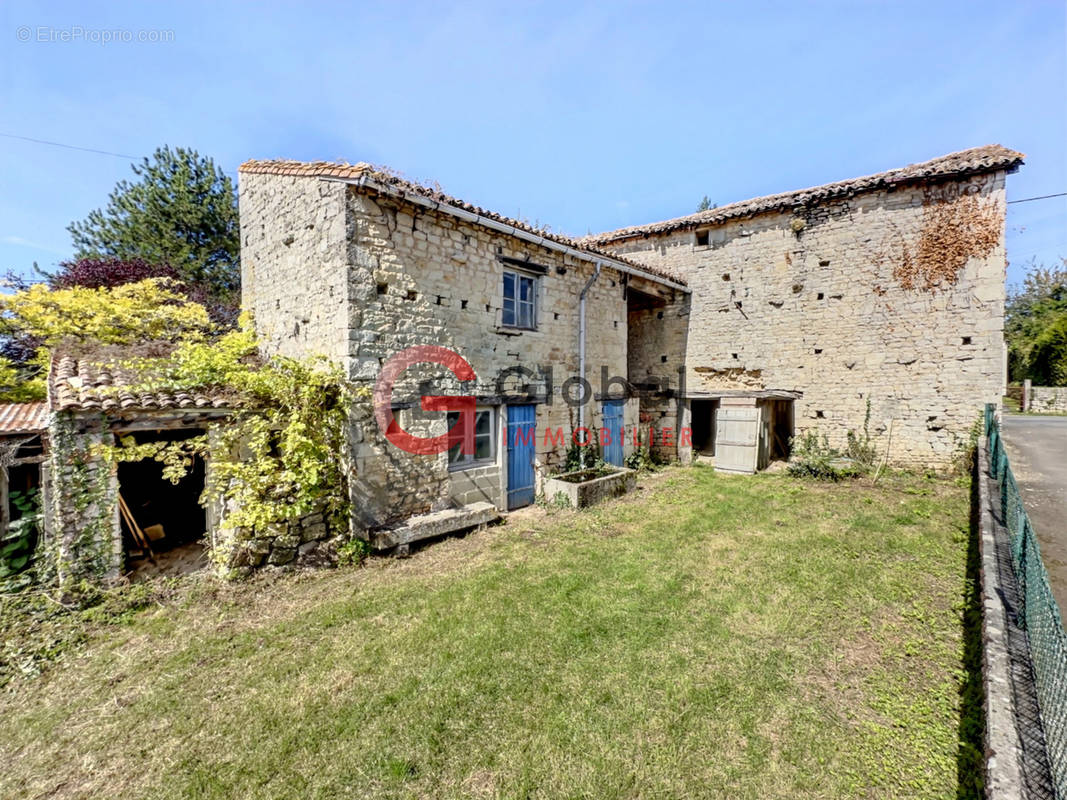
top-left (962, 336), bottom-right (972, 345)
top-left (817, 292), bottom-right (824, 300)
top-left (376, 283), bottom-right (388, 296)
top-left (814, 348), bottom-right (823, 354)
top-left (660, 355), bottom-right (668, 363)
top-left (722, 273), bottom-right (730, 281)
top-left (815, 410), bottom-right (825, 419)
top-left (502, 269), bottom-right (537, 329)
top-left (447, 407), bottom-right (496, 470)
top-left (461, 299), bottom-right (468, 309)
top-left (695, 230), bottom-right (709, 247)
top-left (406, 290), bottom-right (418, 301)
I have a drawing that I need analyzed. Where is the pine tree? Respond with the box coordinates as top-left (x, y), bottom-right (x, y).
top-left (696, 195), bottom-right (717, 212)
top-left (68, 146), bottom-right (239, 303)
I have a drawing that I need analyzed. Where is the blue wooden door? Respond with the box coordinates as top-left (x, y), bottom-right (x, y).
top-left (507, 404), bottom-right (537, 509)
top-left (602, 400), bottom-right (625, 466)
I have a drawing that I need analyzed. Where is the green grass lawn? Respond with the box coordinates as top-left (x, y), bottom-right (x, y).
top-left (0, 465), bottom-right (980, 799)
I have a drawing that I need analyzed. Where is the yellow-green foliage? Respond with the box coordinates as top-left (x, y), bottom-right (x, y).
top-left (0, 278), bottom-right (214, 401)
top-left (98, 317), bottom-right (366, 566)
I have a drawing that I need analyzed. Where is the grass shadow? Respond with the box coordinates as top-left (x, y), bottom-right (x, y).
top-left (956, 459), bottom-right (985, 799)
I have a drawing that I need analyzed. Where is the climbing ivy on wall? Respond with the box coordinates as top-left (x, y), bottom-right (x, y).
top-left (876, 185), bottom-right (1002, 292)
top-left (45, 418), bottom-right (122, 587)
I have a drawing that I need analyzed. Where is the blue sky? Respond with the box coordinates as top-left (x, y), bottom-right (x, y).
top-left (1, 0), bottom-right (1064, 287)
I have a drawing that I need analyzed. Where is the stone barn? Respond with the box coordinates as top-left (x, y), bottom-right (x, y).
top-left (586, 145), bottom-right (1023, 466)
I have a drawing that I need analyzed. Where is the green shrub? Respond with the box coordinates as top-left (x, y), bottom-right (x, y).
top-left (336, 538), bottom-right (370, 567)
top-left (625, 445), bottom-right (657, 472)
top-left (787, 431), bottom-right (843, 480)
top-left (0, 489), bottom-right (42, 588)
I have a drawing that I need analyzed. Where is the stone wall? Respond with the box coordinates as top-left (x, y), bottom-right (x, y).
top-left (213, 505), bottom-right (338, 578)
top-left (602, 171), bottom-right (1009, 466)
top-left (345, 187), bottom-right (639, 523)
top-left (45, 417), bottom-right (122, 585)
top-left (239, 173), bottom-right (351, 362)
top-left (1029, 386), bottom-right (1067, 413)
top-left (240, 175), bottom-right (653, 527)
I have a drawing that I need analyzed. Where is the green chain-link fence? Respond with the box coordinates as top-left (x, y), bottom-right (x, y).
top-left (986, 403), bottom-right (1067, 798)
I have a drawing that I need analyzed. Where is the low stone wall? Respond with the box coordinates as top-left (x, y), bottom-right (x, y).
top-left (1029, 386), bottom-right (1067, 413)
top-left (215, 507), bottom-right (341, 578)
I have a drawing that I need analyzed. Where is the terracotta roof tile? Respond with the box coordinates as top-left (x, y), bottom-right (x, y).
top-left (238, 159), bottom-right (688, 287)
top-left (48, 344), bottom-right (237, 414)
top-left (584, 144), bottom-right (1025, 245)
top-left (0, 402), bottom-right (48, 434)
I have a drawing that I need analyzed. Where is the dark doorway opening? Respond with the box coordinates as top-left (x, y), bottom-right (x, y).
top-left (763, 399), bottom-right (794, 461)
top-left (117, 428), bottom-right (207, 577)
top-left (690, 399), bottom-right (719, 455)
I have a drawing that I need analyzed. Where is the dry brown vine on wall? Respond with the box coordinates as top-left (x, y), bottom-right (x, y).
top-left (891, 190), bottom-right (1001, 291)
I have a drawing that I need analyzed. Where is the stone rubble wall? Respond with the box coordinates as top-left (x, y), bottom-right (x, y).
top-left (45, 417), bottom-right (122, 585)
top-left (215, 507), bottom-right (338, 578)
top-left (603, 172), bottom-right (1009, 467)
top-left (238, 173), bottom-right (351, 362)
top-left (1029, 387), bottom-right (1067, 413)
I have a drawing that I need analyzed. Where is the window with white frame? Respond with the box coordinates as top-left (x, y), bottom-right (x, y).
top-left (447, 407), bottom-right (496, 469)
top-left (502, 270), bottom-right (537, 329)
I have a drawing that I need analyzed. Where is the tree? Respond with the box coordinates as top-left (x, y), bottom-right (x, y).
top-left (45, 257), bottom-right (235, 326)
top-left (1028, 314), bottom-right (1067, 385)
top-left (48, 257), bottom-right (178, 290)
top-left (68, 146), bottom-right (239, 304)
top-left (696, 195), bottom-right (717, 213)
top-left (0, 278), bottom-right (215, 401)
top-left (1005, 258), bottom-right (1067, 383)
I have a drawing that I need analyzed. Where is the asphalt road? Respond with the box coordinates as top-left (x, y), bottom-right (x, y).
top-left (1002, 413), bottom-right (1067, 613)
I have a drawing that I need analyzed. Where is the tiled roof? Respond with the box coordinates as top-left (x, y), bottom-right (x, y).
top-left (0, 402), bottom-right (47, 434)
top-left (239, 159), bottom-right (688, 287)
top-left (48, 344), bottom-right (237, 414)
top-left (585, 145), bottom-right (1025, 245)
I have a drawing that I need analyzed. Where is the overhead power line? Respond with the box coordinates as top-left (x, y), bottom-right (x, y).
top-left (0, 132), bottom-right (138, 160)
top-left (1008, 192), bottom-right (1067, 205)
top-left (0, 131), bottom-right (239, 179)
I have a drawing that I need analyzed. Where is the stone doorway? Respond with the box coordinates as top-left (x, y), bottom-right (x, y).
top-left (116, 428), bottom-right (208, 577)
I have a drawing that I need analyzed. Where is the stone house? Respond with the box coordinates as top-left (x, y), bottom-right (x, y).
top-left (239, 161), bottom-right (690, 541)
top-left (38, 345), bottom-right (342, 582)
top-left (239, 145), bottom-right (1021, 529)
top-left (17, 144), bottom-right (1022, 583)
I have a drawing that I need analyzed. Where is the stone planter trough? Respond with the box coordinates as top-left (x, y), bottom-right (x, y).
top-left (542, 467), bottom-right (636, 509)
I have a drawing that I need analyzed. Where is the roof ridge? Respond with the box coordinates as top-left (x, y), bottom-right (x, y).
top-left (585, 144), bottom-right (1024, 245)
top-left (238, 159), bottom-right (688, 287)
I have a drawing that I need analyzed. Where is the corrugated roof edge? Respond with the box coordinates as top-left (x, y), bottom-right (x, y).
top-left (583, 144), bottom-right (1025, 245)
top-left (238, 159), bottom-right (688, 288)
